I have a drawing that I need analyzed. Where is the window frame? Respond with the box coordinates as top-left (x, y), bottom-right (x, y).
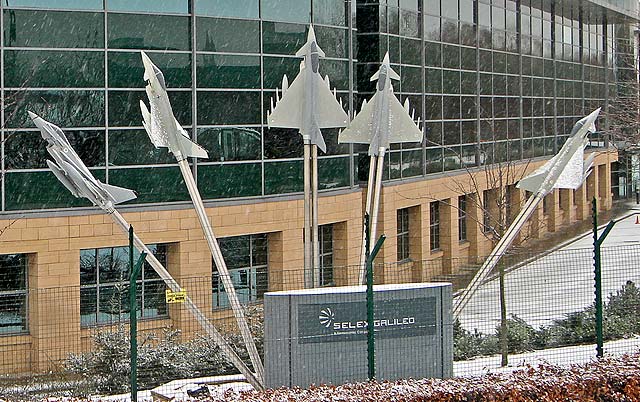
top-left (0, 254), bottom-right (28, 335)
top-left (79, 244), bottom-right (168, 327)
top-left (458, 195), bottom-right (467, 242)
top-left (212, 233), bottom-right (269, 309)
top-left (397, 208), bottom-right (410, 261)
top-left (319, 224), bottom-right (334, 287)
top-left (430, 201), bottom-right (441, 251)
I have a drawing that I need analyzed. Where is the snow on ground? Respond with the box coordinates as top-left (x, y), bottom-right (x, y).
top-left (458, 204), bottom-right (640, 334)
top-left (454, 335), bottom-right (640, 377)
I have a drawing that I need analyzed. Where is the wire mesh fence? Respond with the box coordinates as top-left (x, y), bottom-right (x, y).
top-left (0, 243), bottom-right (637, 398)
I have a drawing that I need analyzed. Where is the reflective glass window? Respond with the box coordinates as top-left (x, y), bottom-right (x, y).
top-left (425, 122), bottom-right (442, 147)
top-left (261, 0), bottom-right (310, 23)
top-left (264, 127), bottom-right (302, 159)
top-left (108, 13), bottom-right (190, 51)
top-left (109, 52), bottom-right (191, 88)
top-left (197, 127), bottom-right (262, 162)
top-left (320, 59), bottom-right (349, 90)
top-left (107, 0), bottom-right (188, 14)
top-left (263, 57), bottom-right (301, 89)
top-left (5, 50), bottom-right (104, 88)
top-left (80, 245), bottom-right (167, 327)
top-left (197, 17), bottom-right (260, 53)
top-left (197, 91), bottom-right (261, 125)
top-left (318, 156), bottom-right (350, 190)
top-left (197, 54), bottom-right (260, 89)
top-left (109, 167), bottom-right (189, 203)
top-left (5, 170), bottom-right (104, 210)
top-left (6, 130), bottom-right (104, 170)
top-left (315, 26), bottom-right (348, 59)
top-left (426, 147), bottom-right (443, 173)
top-left (198, 163), bottom-right (262, 199)
top-left (313, 0), bottom-right (346, 26)
top-left (0, 254), bottom-right (27, 334)
top-left (5, 0), bottom-right (102, 10)
top-left (213, 234), bottom-right (268, 308)
top-left (110, 90), bottom-right (191, 126)
top-left (196, 0), bottom-right (258, 18)
top-left (3, 10), bottom-right (104, 48)
top-left (262, 22), bottom-right (307, 55)
top-left (108, 130), bottom-right (174, 166)
top-left (6, 90), bottom-right (105, 128)
top-left (264, 160), bottom-right (303, 194)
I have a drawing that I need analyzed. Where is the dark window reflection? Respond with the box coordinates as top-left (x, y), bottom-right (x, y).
top-left (196, 17), bottom-right (260, 53)
top-left (198, 127), bottom-right (262, 161)
top-left (197, 163), bottom-right (262, 199)
top-left (108, 13), bottom-right (190, 51)
top-left (6, 90), bottom-right (105, 128)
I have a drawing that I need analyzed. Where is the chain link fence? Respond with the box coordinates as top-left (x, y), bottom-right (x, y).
top-left (0, 242), bottom-right (638, 398)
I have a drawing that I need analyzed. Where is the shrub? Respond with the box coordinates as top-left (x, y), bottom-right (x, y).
top-left (66, 305), bottom-right (264, 394)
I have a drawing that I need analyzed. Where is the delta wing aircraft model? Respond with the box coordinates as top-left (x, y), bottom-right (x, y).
top-left (338, 53), bottom-right (423, 284)
top-left (453, 108), bottom-right (601, 318)
top-left (139, 51), bottom-right (264, 386)
top-left (139, 51), bottom-right (208, 161)
top-left (267, 25), bottom-right (349, 288)
top-left (30, 112), bottom-right (263, 390)
top-left (31, 111), bottom-right (136, 210)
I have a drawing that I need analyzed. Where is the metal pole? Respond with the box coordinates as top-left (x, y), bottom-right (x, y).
top-left (368, 148), bottom-right (386, 266)
top-left (108, 209), bottom-right (264, 391)
top-left (129, 226), bottom-right (146, 402)
top-left (177, 159), bottom-right (264, 382)
top-left (359, 155), bottom-right (378, 284)
top-left (365, 214), bottom-right (373, 379)
top-left (312, 144), bottom-right (320, 287)
top-left (592, 198), bottom-right (603, 358)
top-left (591, 197), bottom-right (615, 358)
top-left (365, 213), bottom-right (386, 381)
top-left (303, 143), bottom-right (313, 288)
top-left (453, 193), bottom-right (542, 318)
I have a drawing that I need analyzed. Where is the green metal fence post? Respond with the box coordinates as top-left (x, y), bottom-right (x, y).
top-left (129, 226), bottom-right (146, 401)
top-left (364, 213), bottom-right (386, 381)
top-left (592, 198), bottom-right (616, 358)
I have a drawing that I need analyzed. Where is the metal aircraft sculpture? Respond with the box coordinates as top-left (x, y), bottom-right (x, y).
top-left (30, 111), bottom-right (262, 390)
top-left (453, 108), bottom-right (601, 318)
top-left (139, 52), bottom-right (208, 161)
top-left (338, 53), bottom-right (423, 284)
top-left (139, 51), bottom-right (264, 385)
top-left (32, 111), bottom-right (136, 209)
top-left (267, 25), bottom-right (349, 288)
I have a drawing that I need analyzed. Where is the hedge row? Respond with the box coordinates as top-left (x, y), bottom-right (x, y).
top-left (207, 353), bottom-right (640, 402)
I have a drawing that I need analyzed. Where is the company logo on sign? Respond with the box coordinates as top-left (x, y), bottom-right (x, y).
top-left (319, 308), bottom-right (335, 328)
top-left (298, 297), bottom-right (436, 344)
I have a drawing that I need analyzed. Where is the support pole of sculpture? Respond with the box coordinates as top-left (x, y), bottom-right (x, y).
top-left (139, 51), bottom-right (263, 383)
top-left (452, 108), bottom-right (602, 318)
top-left (338, 53), bottom-right (423, 284)
top-left (267, 25), bottom-right (349, 288)
top-left (29, 112), bottom-right (264, 391)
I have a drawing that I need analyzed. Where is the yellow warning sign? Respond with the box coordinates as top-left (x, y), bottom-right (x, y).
top-left (165, 289), bottom-right (187, 303)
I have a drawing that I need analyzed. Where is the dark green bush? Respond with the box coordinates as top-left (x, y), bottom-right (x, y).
top-left (454, 280), bottom-right (640, 361)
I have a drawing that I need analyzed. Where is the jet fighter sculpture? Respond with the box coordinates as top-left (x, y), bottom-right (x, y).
top-left (517, 108), bottom-right (600, 196)
top-left (140, 51), bottom-right (208, 161)
top-left (338, 52), bottom-right (423, 155)
top-left (453, 108), bottom-right (601, 318)
top-left (30, 111), bottom-right (136, 210)
top-left (267, 25), bottom-right (348, 152)
top-left (337, 53), bottom-right (422, 283)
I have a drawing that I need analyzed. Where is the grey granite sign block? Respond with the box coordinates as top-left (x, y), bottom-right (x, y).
top-left (264, 283), bottom-right (452, 389)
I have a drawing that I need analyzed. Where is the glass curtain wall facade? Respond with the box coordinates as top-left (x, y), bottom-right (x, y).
top-left (1, 0), bottom-right (354, 211)
top-left (0, 0), bottom-right (635, 213)
top-left (356, 0), bottom-right (633, 179)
